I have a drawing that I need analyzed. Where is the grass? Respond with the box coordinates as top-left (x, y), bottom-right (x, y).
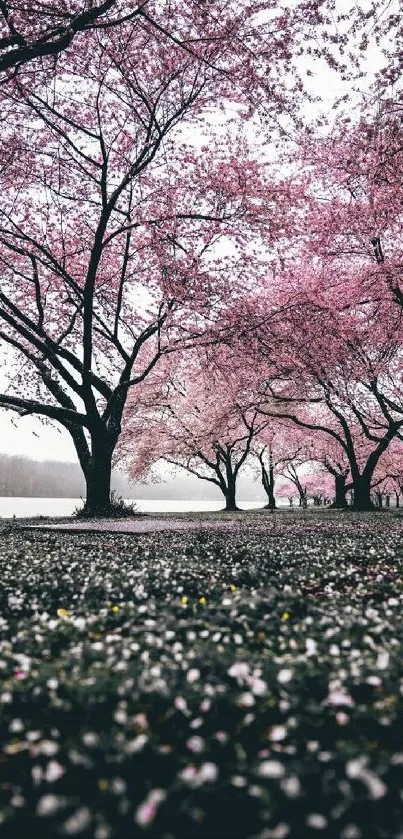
top-left (0, 511), bottom-right (402, 838)
top-left (73, 492), bottom-right (141, 520)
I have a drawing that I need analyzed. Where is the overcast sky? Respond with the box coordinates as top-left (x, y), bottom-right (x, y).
top-left (0, 412), bottom-right (78, 461)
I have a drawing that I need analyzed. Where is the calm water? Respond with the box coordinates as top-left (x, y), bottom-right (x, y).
top-left (0, 497), bottom-right (269, 518)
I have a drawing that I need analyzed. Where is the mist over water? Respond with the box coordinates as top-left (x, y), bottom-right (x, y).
top-left (0, 498), bottom-right (271, 518)
top-left (0, 454), bottom-right (270, 515)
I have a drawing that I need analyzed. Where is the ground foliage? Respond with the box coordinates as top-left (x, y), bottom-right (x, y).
top-left (0, 511), bottom-right (403, 838)
top-left (74, 494), bottom-right (140, 520)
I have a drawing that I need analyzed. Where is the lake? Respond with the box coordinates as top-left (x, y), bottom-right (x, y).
top-left (0, 497), bottom-right (271, 518)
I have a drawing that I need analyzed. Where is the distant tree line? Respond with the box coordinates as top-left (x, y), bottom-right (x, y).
top-left (0, 455), bottom-right (85, 497)
top-left (0, 454), bottom-right (232, 499)
top-left (0, 455), bottom-right (137, 498)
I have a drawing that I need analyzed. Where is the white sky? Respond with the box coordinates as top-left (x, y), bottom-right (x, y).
top-left (0, 412), bottom-right (78, 461)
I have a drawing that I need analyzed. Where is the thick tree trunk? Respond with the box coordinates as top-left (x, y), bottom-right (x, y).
top-left (351, 476), bottom-right (375, 511)
top-left (396, 492), bottom-right (400, 508)
top-left (224, 480), bottom-right (238, 511)
top-left (83, 436), bottom-right (113, 516)
top-left (299, 490), bottom-right (307, 508)
top-left (264, 488), bottom-right (276, 510)
top-left (296, 481), bottom-right (307, 508)
top-left (262, 461), bottom-right (276, 510)
top-left (332, 474), bottom-right (347, 508)
top-left (221, 454), bottom-right (240, 512)
top-left (348, 431), bottom-right (399, 513)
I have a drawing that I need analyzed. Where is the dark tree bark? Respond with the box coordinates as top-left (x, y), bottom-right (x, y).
top-left (83, 435), bottom-right (114, 515)
top-left (224, 476), bottom-right (238, 511)
top-left (264, 474), bottom-right (276, 509)
top-left (298, 486), bottom-right (307, 507)
top-left (351, 476), bottom-right (375, 511)
top-left (220, 451), bottom-right (241, 511)
top-left (374, 490), bottom-right (383, 508)
top-left (258, 446), bottom-right (276, 510)
top-left (0, 2), bottom-right (147, 78)
top-left (332, 473), bottom-right (348, 508)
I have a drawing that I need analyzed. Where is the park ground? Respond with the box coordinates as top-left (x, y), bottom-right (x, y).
top-left (0, 509), bottom-right (403, 838)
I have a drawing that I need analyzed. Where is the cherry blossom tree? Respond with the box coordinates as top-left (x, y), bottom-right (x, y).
top-left (304, 471), bottom-right (334, 506)
top-left (0, 4), bottom-right (301, 515)
top-left (241, 71), bottom-right (403, 512)
top-left (276, 458), bottom-right (309, 508)
top-left (253, 425), bottom-right (284, 511)
top-left (118, 350), bottom-right (268, 511)
top-left (256, 445), bottom-right (276, 511)
top-left (252, 422), bottom-right (315, 510)
top-left (249, 277), bottom-right (403, 511)
top-left (2, 0), bottom-right (401, 518)
top-left (291, 77), bottom-right (403, 339)
top-left (275, 479), bottom-right (299, 507)
top-left (290, 431), bottom-right (352, 509)
top-left (225, 3), bottom-right (403, 517)
top-left (314, 446), bottom-right (351, 509)
top-left (0, 1), bottom-right (134, 77)
top-left (372, 438), bottom-right (403, 508)
top-left (0, 0), bottom-right (319, 113)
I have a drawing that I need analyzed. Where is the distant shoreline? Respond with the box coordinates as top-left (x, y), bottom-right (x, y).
top-left (0, 497), bottom-right (270, 519)
top-left (0, 495), bottom-right (265, 501)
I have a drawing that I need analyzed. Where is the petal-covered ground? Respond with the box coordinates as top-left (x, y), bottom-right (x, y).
top-left (0, 511), bottom-right (403, 838)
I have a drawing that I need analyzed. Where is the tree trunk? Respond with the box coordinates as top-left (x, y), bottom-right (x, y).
top-left (224, 480), bottom-right (238, 512)
top-left (351, 476), bottom-right (375, 511)
top-left (396, 492), bottom-right (400, 508)
top-left (332, 474), bottom-right (347, 508)
top-left (374, 491), bottom-right (382, 508)
top-left (265, 494), bottom-right (276, 510)
top-left (83, 436), bottom-right (113, 516)
top-left (222, 454), bottom-right (239, 512)
top-left (297, 487), bottom-right (307, 507)
top-left (295, 481), bottom-right (307, 508)
top-left (262, 460), bottom-right (276, 510)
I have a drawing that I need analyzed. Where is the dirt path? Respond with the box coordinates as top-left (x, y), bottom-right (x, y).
top-left (21, 516), bottom-right (238, 535)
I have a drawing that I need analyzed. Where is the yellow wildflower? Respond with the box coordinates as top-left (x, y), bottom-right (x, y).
top-left (111, 605), bottom-right (119, 613)
top-left (4, 741), bottom-right (27, 755)
top-left (181, 595), bottom-right (188, 605)
top-left (230, 584), bottom-right (237, 592)
top-left (281, 611), bottom-right (290, 620)
top-left (57, 608), bottom-right (69, 618)
top-left (198, 597), bottom-right (207, 605)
